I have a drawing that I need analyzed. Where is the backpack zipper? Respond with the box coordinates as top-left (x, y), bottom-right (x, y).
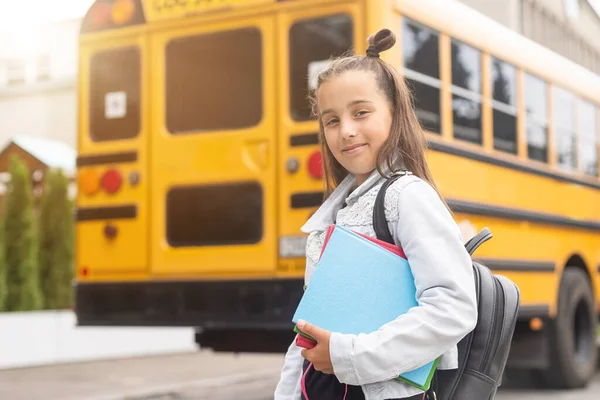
top-left (480, 269), bottom-right (498, 371)
top-left (447, 266), bottom-right (481, 398)
top-left (482, 275), bottom-right (505, 375)
top-left (486, 278), bottom-right (505, 375)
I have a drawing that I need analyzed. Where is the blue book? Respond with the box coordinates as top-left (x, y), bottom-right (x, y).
top-left (292, 225), bottom-right (439, 391)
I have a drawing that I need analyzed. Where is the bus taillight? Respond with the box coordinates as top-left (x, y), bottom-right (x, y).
top-left (91, 2), bottom-right (112, 27)
top-left (307, 151), bottom-right (324, 179)
top-left (101, 169), bottom-right (122, 194)
top-left (81, 0), bottom-right (145, 33)
top-left (79, 170), bottom-right (101, 196)
top-left (112, 0), bottom-right (136, 25)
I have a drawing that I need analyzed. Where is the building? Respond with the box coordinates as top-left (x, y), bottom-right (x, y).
top-left (0, 18), bottom-right (81, 150)
top-left (0, 17), bottom-right (81, 199)
top-left (458, 0), bottom-right (600, 75)
top-left (0, 135), bottom-right (77, 203)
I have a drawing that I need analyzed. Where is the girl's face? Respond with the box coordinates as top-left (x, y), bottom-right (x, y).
top-left (318, 70), bottom-right (393, 186)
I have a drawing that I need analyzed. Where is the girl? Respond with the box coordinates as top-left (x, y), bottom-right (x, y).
top-left (274, 29), bottom-right (478, 400)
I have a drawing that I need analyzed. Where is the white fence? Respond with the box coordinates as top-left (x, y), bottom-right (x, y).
top-left (0, 310), bottom-right (197, 369)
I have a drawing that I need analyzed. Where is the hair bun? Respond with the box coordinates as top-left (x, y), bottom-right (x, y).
top-left (366, 29), bottom-right (396, 57)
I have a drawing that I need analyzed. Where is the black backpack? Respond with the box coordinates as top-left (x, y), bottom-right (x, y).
top-left (373, 173), bottom-right (521, 399)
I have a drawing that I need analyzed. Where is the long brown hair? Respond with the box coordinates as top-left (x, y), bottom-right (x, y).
top-left (309, 28), bottom-right (449, 211)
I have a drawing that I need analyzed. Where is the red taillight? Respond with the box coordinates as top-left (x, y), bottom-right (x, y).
top-left (101, 169), bottom-right (122, 194)
top-left (81, 0), bottom-right (145, 34)
top-left (307, 151), bottom-right (324, 179)
top-left (81, 266), bottom-right (89, 278)
top-left (91, 2), bottom-right (112, 27)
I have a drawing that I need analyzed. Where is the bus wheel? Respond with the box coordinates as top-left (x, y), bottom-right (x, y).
top-left (536, 268), bottom-right (598, 389)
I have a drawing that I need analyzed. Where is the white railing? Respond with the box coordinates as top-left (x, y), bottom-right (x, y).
top-left (0, 310), bottom-right (196, 369)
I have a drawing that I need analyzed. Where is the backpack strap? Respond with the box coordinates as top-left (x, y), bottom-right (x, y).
top-left (374, 170), bottom-right (493, 257)
top-left (373, 170), bottom-right (473, 399)
top-left (372, 170), bottom-right (412, 245)
top-left (464, 227), bottom-right (493, 256)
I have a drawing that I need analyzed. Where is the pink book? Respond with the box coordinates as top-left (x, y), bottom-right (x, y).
top-left (320, 224), bottom-right (406, 259)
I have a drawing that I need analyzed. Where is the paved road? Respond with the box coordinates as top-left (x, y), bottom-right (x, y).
top-left (495, 373), bottom-right (600, 400)
top-left (171, 371), bottom-right (600, 400)
top-left (165, 371), bottom-right (600, 400)
top-left (0, 351), bottom-right (598, 399)
top-left (496, 380), bottom-right (600, 400)
top-left (0, 351), bottom-right (283, 400)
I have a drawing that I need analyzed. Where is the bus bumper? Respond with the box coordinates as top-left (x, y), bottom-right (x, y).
top-left (74, 278), bottom-right (304, 337)
top-left (505, 305), bottom-right (551, 369)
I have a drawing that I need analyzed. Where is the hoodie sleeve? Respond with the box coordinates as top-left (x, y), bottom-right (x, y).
top-left (274, 339), bottom-right (304, 400)
top-left (328, 179), bottom-right (478, 386)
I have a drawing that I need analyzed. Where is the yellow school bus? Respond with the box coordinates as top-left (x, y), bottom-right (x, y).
top-left (74, 0), bottom-right (600, 388)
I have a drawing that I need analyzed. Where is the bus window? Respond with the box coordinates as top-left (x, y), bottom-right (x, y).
top-left (451, 39), bottom-right (482, 145)
top-left (402, 18), bottom-right (441, 134)
top-left (166, 28), bottom-right (262, 133)
top-left (167, 183), bottom-right (263, 247)
top-left (578, 100), bottom-right (598, 177)
top-left (553, 86), bottom-right (577, 171)
top-left (490, 57), bottom-right (517, 154)
top-left (289, 14), bottom-right (353, 121)
top-left (524, 73), bottom-right (548, 163)
top-left (90, 46), bottom-right (140, 142)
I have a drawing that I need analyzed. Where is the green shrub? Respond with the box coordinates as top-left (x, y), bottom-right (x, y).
top-left (3, 155), bottom-right (41, 311)
top-left (38, 169), bottom-right (74, 309)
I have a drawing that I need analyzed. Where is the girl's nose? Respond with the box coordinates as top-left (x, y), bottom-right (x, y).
top-left (340, 120), bottom-right (357, 140)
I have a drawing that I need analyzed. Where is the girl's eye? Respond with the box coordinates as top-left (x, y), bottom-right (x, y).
top-left (326, 118), bottom-right (339, 126)
top-left (356, 110), bottom-right (369, 117)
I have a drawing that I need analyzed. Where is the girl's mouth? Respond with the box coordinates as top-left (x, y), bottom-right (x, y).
top-left (342, 144), bottom-right (367, 155)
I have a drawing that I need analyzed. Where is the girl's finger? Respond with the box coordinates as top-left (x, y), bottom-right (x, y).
top-left (300, 349), bottom-right (309, 360)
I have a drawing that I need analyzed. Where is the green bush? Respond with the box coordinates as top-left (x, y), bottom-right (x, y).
top-left (0, 225), bottom-right (6, 311)
top-left (38, 169), bottom-right (74, 309)
top-left (3, 155), bottom-right (41, 311)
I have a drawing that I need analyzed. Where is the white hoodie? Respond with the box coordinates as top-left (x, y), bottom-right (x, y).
top-left (274, 168), bottom-right (478, 400)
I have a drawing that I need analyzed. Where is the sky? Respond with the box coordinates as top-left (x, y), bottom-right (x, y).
top-left (0, 0), bottom-right (598, 33)
top-left (0, 0), bottom-right (95, 32)
top-left (0, 0), bottom-right (95, 57)
top-left (0, 0), bottom-right (599, 28)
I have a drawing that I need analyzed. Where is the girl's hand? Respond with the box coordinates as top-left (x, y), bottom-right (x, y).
top-left (297, 319), bottom-right (334, 374)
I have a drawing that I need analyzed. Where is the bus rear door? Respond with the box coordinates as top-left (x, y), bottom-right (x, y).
top-left (77, 34), bottom-right (149, 278)
top-left (277, 3), bottom-right (363, 263)
top-left (149, 15), bottom-right (277, 277)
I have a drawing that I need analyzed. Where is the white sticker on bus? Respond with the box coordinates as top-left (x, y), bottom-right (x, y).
top-left (105, 91), bottom-right (127, 119)
top-left (308, 60), bottom-right (331, 90)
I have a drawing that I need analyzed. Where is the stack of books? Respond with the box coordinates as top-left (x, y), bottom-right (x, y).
top-left (292, 224), bottom-right (438, 391)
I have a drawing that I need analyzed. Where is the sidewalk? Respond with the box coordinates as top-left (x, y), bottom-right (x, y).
top-left (0, 351), bottom-right (284, 400)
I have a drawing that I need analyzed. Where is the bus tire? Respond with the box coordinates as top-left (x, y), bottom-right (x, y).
top-left (536, 267), bottom-right (597, 389)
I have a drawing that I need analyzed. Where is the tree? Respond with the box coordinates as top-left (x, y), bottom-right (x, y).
top-left (0, 224), bottom-right (6, 311)
top-left (451, 42), bottom-right (473, 91)
top-left (492, 61), bottom-right (512, 105)
top-left (38, 169), bottom-right (74, 309)
top-left (3, 155), bottom-right (42, 311)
